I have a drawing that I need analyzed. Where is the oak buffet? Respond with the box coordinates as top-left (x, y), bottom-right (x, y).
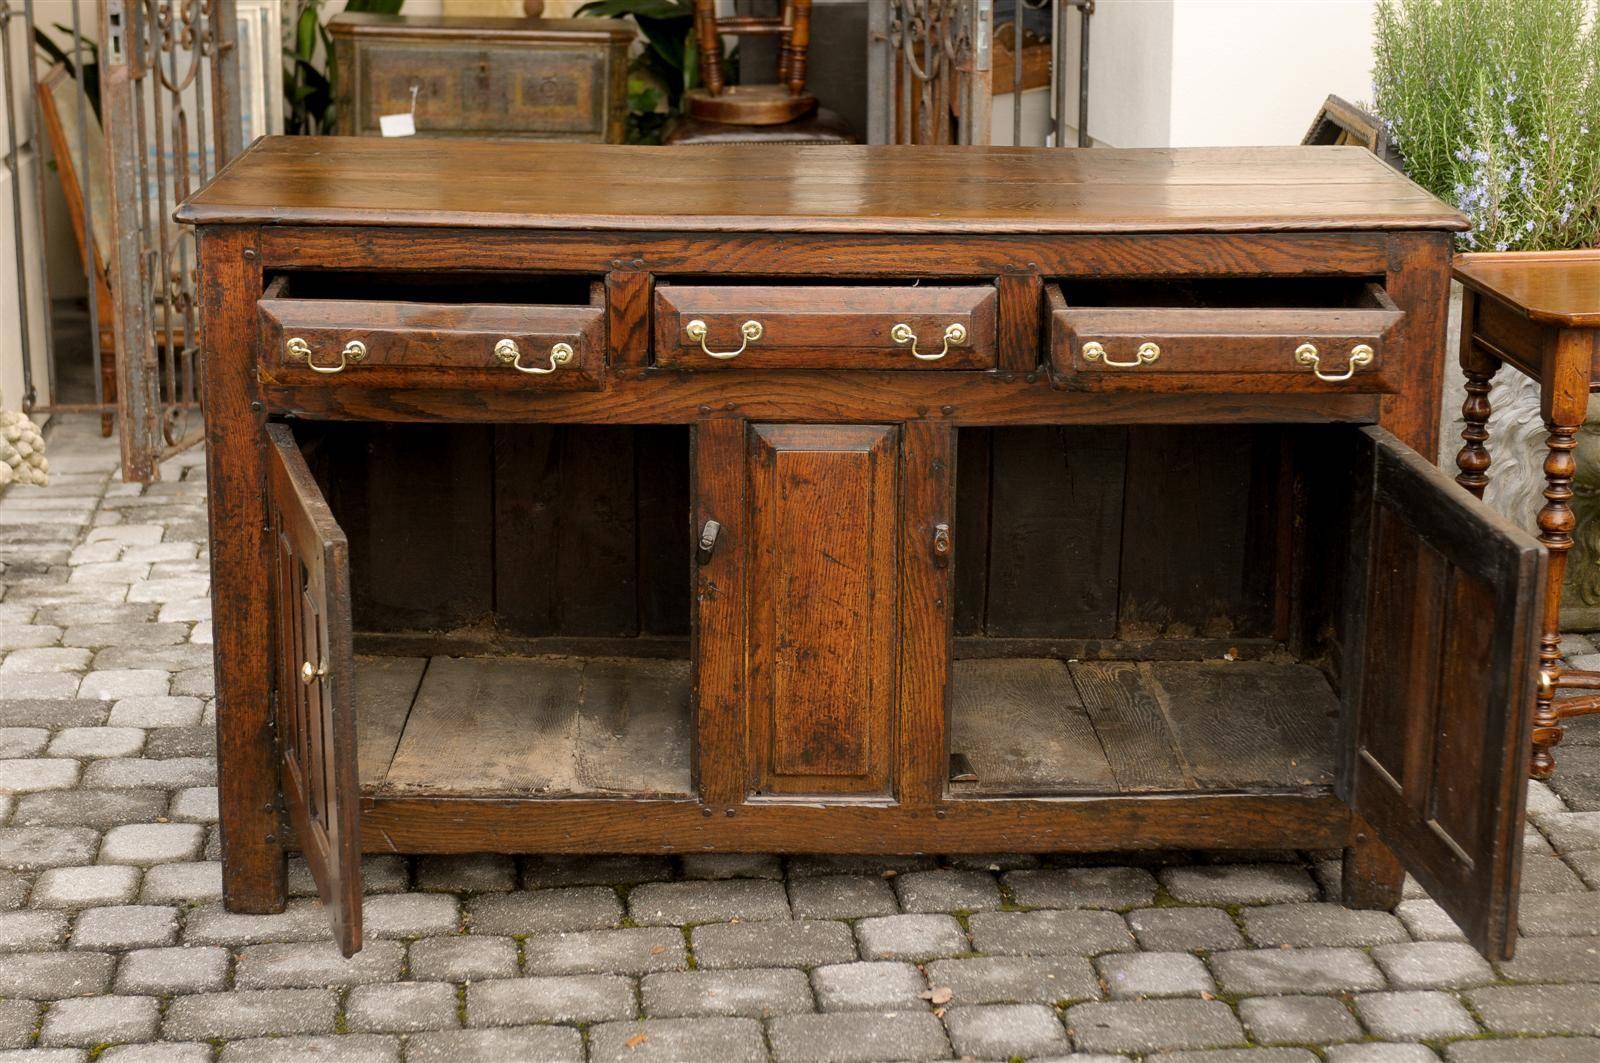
top-left (177, 137), bottom-right (1543, 959)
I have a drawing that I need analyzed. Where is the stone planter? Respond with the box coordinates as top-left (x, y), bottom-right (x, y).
top-left (1439, 280), bottom-right (1600, 630)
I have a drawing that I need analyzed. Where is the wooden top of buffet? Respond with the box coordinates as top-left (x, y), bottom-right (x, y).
top-left (177, 136), bottom-right (1466, 235)
top-left (326, 12), bottom-right (636, 43)
top-left (1454, 249), bottom-right (1600, 328)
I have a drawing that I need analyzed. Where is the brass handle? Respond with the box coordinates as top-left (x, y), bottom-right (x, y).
top-left (891, 322), bottom-right (968, 361)
top-left (495, 338), bottom-right (574, 375)
top-left (1081, 340), bottom-right (1160, 369)
top-left (286, 337), bottom-right (367, 374)
top-left (685, 319), bottom-right (762, 360)
top-left (300, 659), bottom-right (326, 685)
top-left (1295, 342), bottom-right (1374, 383)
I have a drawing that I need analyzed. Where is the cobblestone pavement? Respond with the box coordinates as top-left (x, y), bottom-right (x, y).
top-left (3, 416), bottom-right (1600, 1062)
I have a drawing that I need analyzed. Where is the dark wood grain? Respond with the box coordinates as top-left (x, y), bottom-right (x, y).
top-left (178, 139), bottom-right (1466, 234)
top-left (1070, 660), bottom-right (1191, 791)
top-left (897, 421), bottom-right (955, 807)
top-left (692, 419), bottom-right (748, 809)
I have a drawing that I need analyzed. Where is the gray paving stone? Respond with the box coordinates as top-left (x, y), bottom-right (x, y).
top-left (1004, 866), bottom-right (1159, 910)
top-left (628, 878), bottom-right (791, 925)
top-left (519, 854), bottom-right (673, 888)
top-left (0, 624), bottom-right (63, 650)
top-left (1326, 1046), bottom-right (1441, 1063)
top-left (0, 728), bottom-right (47, 758)
top-left (0, 671), bottom-right (79, 700)
top-left (679, 853), bottom-right (784, 880)
top-left (787, 874), bottom-right (899, 920)
top-left (11, 789), bottom-right (167, 829)
top-left (1354, 991), bottom-right (1478, 1040)
top-left (1210, 947), bottom-right (1386, 995)
top-left (408, 934), bottom-right (520, 981)
top-left (235, 939), bottom-right (405, 988)
top-left (810, 960), bottom-right (926, 1011)
top-left (0, 648), bottom-right (92, 674)
top-left (0, 909), bottom-right (66, 950)
top-left (1467, 984), bottom-right (1600, 1035)
top-left (217, 1035), bottom-right (398, 1063)
top-left (1533, 810), bottom-right (1600, 850)
top-left (1518, 853), bottom-right (1589, 893)
top-left (945, 1002), bottom-right (1068, 1057)
top-left (98, 1046), bottom-right (213, 1063)
top-left (590, 1017), bottom-right (766, 1063)
top-left (346, 980), bottom-right (460, 1032)
top-left (415, 854), bottom-right (516, 892)
top-left (927, 954), bottom-right (1099, 1006)
top-left (1239, 995), bottom-right (1362, 1045)
top-left (892, 868), bottom-right (1002, 913)
top-left (1395, 900), bottom-right (1467, 942)
top-left (45, 728), bottom-right (143, 760)
top-left (405, 1026), bottom-right (584, 1063)
top-left (966, 909), bottom-right (1135, 956)
top-left (1562, 849), bottom-right (1600, 888)
top-left (1126, 906), bottom-right (1246, 952)
top-left (105, 696), bottom-right (204, 727)
top-left (1160, 864), bottom-right (1320, 905)
top-left (0, 1000), bottom-right (38, 1050)
top-left (1371, 941), bottom-right (1496, 989)
top-left (81, 756), bottom-right (214, 790)
top-left (114, 945), bottom-right (231, 994)
top-left (288, 854), bottom-right (409, 897)
top-left (139, 860), bottom-right (221, 904)
top-left (766, 1010), bottom-right (950, 1062)
top-left (1098, 950), bottom-right (1217, 998)
top-left (521, 927), bottom-right (686, 976)
top-left (1444, 1038), bottom-right (1600, 1062)
top-left (466, 974), bottom-right (636, 1025)
top-left (183, 899), bottom-right (331, 946)
top-left (1240, 903), bottom-right (1409, 947)
top-left (38, 995), bottom-right (159, 1047)
top-left (60, 623), bottom-right (188, 649)
top-left (1151, 1051), bottom-right (1318, 1063)
top-left (69, 904), bottom-right (177, 949)
top-left (0, 761), bottom-right (80, 794)
top-left (642, 967), bottom-right (812, 1018)
top-left (162, 988), bottom-right (338, 1040)
top-left (1519, 893), bottom-right (1600, 936)
top-left (0, 699), bottom-right (106, 728)
top-left (0, 951), bottom-right (114, 998)
top-left (141, 727), bottom-right (213, 759)
top-left (166, 787), bottom-right (218, 824)
top-left (362, 892), bottom-right (459, 938)
top-left (855, 912), bottom-right (967, 961)
top-left (1065, 999), bottom-right (1247, 1054)
top-left (465, 887), bottom-right (620, 935)
top-left (785, 854), bottom-right (938, 878)
top-left (78, 670), bottom-right (169, 700)
top-left (692, 919), bottom-right (856, 969)
top-left (1493, 935), bottom-right (1600, 983)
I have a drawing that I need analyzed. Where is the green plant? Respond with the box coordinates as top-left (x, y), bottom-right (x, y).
top-left (34, 26), bottom-right (99, 122)
top-left (285, 0), bottom-right (404, 135)
top-left (578, 0), bottom-right (730, 144)
top-left (1372, 0), bottom-right (1600, 251)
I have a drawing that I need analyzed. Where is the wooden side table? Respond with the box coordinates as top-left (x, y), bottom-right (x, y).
top-left (1454, 249), bottom-right (1600, 778)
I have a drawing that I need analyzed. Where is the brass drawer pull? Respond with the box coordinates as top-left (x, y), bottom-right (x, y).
top-left (891, 321), bottom-right (968, 361)
top-left (685, 318), bottom-right (762, 360)
top-left (1081, 340), bottom-right (1160, 368)
top-left (286, 336), bottom-right (367, 374)
top-left (495, 338), bottom-right (574, 375)
top-left (1295, 342), bottom-right (1374, 383)
top-left (300, 659), bottom-right (326, 685)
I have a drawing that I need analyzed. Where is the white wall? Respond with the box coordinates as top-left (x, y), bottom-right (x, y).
top-left (1061, 0), bottom-right (1376, 149)
top-left (0, 10), bottom-right (52, 415)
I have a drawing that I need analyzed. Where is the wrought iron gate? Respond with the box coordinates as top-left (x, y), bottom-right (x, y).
top-left (4, 0), bottom-right (243, 482)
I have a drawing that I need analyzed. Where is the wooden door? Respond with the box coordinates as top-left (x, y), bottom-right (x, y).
top-left (266, 424), bottom-right (362, 955)
top-left (1346, 426), bottom-right (1544, 960)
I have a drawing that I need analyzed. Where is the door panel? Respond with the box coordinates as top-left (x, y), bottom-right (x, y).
top-left (1347, 426), bottom-right (1543, 960)
top-left (747, 424), bottom-right (900, 796)
top-left (266, 423), bottom-right (362, 955)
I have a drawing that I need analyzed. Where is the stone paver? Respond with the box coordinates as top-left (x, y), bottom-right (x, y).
top-left (1, 418), bottom-right (1598, 1062)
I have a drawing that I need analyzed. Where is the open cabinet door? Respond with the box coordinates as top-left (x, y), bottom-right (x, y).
top-left (266, 424), bottom-right (362, 955)
top-left (1347, 426), bottom-right (1544, 960)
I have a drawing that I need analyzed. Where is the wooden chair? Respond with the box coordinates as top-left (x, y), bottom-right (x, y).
top-left (686, 0), bottom-right (817, 125)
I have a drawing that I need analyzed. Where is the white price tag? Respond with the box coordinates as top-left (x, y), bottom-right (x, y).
top-left (379, 112), bottom-right (416, 137)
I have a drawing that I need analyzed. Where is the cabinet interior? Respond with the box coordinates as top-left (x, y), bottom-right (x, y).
top-left (286, 420), bottom-right (1351, 801)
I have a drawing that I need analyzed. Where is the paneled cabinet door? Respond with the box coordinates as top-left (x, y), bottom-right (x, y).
top-left (1346, 426), bottom-right (1544, 961)
top-left (266, 424), bottom-right (363, 956)
top-left (692, 420), bottom-right (954, 804)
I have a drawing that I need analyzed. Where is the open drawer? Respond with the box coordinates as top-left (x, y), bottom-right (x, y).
top-left (258, 272), bottom-right (606, 390)
top-left (1048, 277), bottom-right (1404, 392)
top-left (653, 282), bottom-right (998, 369)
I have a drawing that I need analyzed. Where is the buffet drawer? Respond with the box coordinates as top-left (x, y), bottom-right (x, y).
top-left (258, 274), bottom-right (606, 390)
top-left (1048, 280), bottom-right (1405, 393)
top-left (653, 283), bottom-right (998, 369)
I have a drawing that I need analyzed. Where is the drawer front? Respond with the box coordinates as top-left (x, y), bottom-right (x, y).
top-left (654, 284), bottom-right (999, 370)
top-left (259, 295), bottom-right (606, 391)
top-left (1047, 284), bottom-right (1405, 393)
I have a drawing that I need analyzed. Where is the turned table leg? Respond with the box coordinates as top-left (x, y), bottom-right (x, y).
top-left (1455, 320), bottom-right (1499, 499)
